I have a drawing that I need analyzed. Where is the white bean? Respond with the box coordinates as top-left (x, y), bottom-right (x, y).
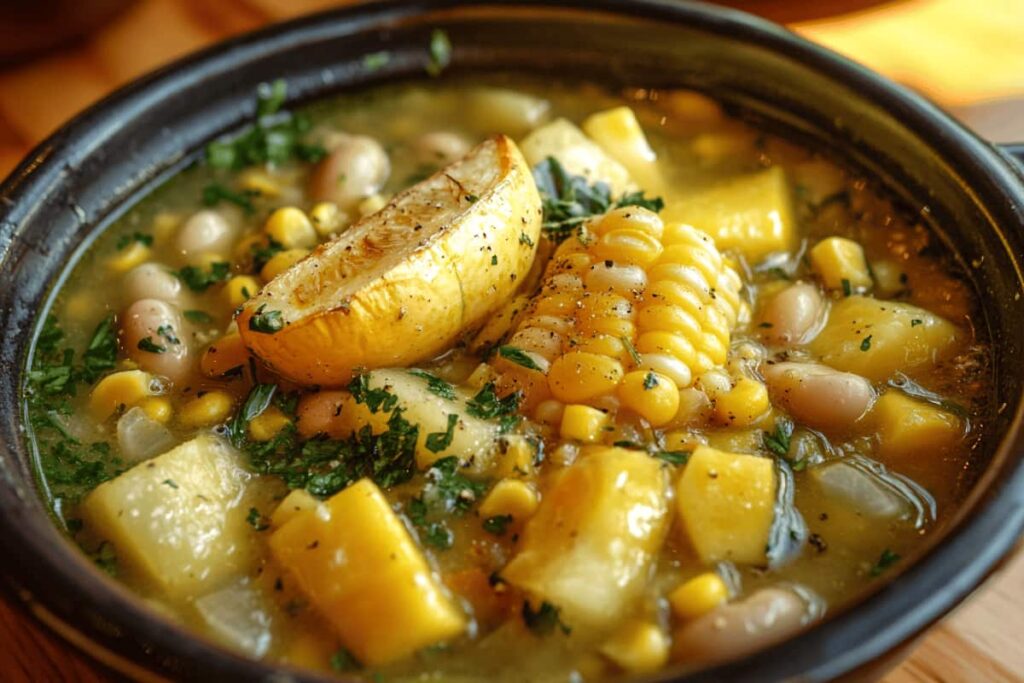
top-left (763, 361), bottom-right (875, 432)
top-left (123, 263), bottom-right (183, 304)
top-left (120, 299), bottom-right (191, 383)
top-left (310, 134), bottom-right (390, 209)
top-left (759, 282), bottom-right (825, 345)
top-left (175, 209), bottom-right (237, 261)
top-left (413, 131), bottom-right (471, 166)
top-left (672, 588), bottom-right (811, 665)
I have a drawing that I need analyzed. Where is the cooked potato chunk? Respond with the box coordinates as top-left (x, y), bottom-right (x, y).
top-left (519, 118), bottom-right (633, 194)
top-left (583, 106), bottom-right (664, 193)
top-left (675, 445), bottom-right (776, 565)
top-left (872, 390), bottom-right (963, 460)
top-left (809, 296), bottom-right (958, 381)
top-left (809, 237), bottom-right (872, 291)
top-left (664, 166), bottom-right (795, 262)
top-left (80, 435), bottom-right (252, 598)
top-left (269, 478), bottom-right (466, 666)
top-left (501, 447), bottom-right (669, 628)
top-left (333, 368), bottom-right (500, 472)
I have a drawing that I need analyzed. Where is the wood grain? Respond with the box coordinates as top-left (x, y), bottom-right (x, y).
top-left (0, 1), bottom-right (1021, 681)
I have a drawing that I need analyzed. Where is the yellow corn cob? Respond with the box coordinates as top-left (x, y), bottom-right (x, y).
top-left (491, 206), bottom-right (742, 426)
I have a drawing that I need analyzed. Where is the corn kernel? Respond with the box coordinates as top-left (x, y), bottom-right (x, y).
top-left (809, 236), bottom-right (872, 291)
top-left (150, 212), bottom-right (181, 243)
top-left (178, 390), bottom-right (234, 428)
top-left (224, 275), bottom-right (261, 309)
top-left (264, 207), bottom-right (317, 249)
top-left (261, 248), bottom-right (309, 281)
top-left (591, 229), bottom-right (664, 268)
top-left (599, 620), bottom-right (670, 674)
top-left (271, 489), bottom-right (321, 529)
top-left (574, 334), bottom-right (630, 365)
top-left (201, 333), bottom-right (250, 378)
top-left (249, 406), bottom-right (292, 442)
top-left (358, 194), bottom-right (388, 217)
top-left (238, 168), bottom-right (281, 198)
top-left (494, 436), bottom-right (537, 477)
top-left (593, 207), bottom-right (664, 241)
top-left (668, 572), bottom-right (729, 621)
top-left (560, 404), bottom-right (611, 443)
top-left (106, 241), bottom-right (151, 273)
top-left (618, 370), bottom-right (680, 426)
top-left (139, 397), bottom-right (173, 424)
top-left (310, 201), bottom-right (349, 237)
top-left (89, 370), bottom-right (157, 420)
top-left (548, 351), bottom-right (624, 404)
top-left (711, 376), bottom-right (769, 427)
top-left (479, 479), bottom-right (539, 523)
top-left (533, 399), bottom-right (565, 427)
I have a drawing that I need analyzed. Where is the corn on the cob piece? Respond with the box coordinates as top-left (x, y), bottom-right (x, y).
top-left (491, 206), bottom-right (743, 426)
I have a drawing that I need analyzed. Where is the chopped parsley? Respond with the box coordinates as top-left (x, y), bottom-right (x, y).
top-left (425, 413), bottom-right (459, 453)
top-left (246, 507), bottom-right (269, 531)
top-left (115, 232), bottom-right (153, 250)
top-left (156, 324), bottom-right (179, 345)
top-left (202, 183), bottom-right (255, 213)
top-left (409, 369), bottom-right (457, 400)
top-left (248, 304), bottom-right (285, 333)
top-left (425, 456), bottom-right (486, 514)
top-left (841, 278), bottom-right (852, 297)
top-left (519, 232), bottom-right (534, 247)
top-left (911, 319), bottom-right (923, 327)
top-left (174, 262), bottom-right (231, 292)
top-left (205, 79), bottom-right (326, 170)
top-left (653, 450), bottom-right (690, 465)
top-left (348, 374), bottom-right (399, 413)
top-left (870, 548), bottom-right (901, 577)
top-left (532, 157), bottom-right (664, 242)
top-left (498, 345), bottom-right (541, 371)
top-left (137, 337), bottom-right (166, 354)
top-left (763, 417), bottom-right (793, 457)
top-left (231, 383), bottom-right (277, 446)
top-left (161, 478), bottom-right (179, 489)
top-left (522, 601), bottom-right (571, 636)
top-left (183, 309), bottom-right (213, 324)
top-left (642, 372), bottom-right (658, 390)
top-left (426, 29), bottom-right (452, 77)
top-left (483, 514), bottom-right (513, 536)
top-left (80, 314), bottom-right (118, 383)
top-left (466, 381), bottom-right (522, 433)
top-left (422, 522), bottom-right (454, 549)
top-left (860, 335), bottom-right (872, 351)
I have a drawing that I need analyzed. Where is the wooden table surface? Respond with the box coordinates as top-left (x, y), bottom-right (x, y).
top-left (1, 1), bottom-right (1022, 681)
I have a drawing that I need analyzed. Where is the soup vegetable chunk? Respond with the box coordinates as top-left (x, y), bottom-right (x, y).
top-left (26, 74), bottom-right (989, 681)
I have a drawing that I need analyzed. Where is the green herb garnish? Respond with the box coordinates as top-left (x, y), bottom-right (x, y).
top-left (115, 232), bottom-right (153, 250)
top-left (870, 548), bottom-right (900, 577)
top-left (466, 381), bottom-right (521, 433)
top-left (246, 507), bottom-right (269, 531)
top-left (763, 417), bottom-right (793, 457)
top-left (202, 183), bottom-right (255, 213)
top-left (174, 262), bottom-right (231, 292)
top-left (642, 372), bottom-right (658, 390)
top-left (498, 345), bottom-right (541, 371)
top-left (426, 456), bottom-right (486, 514)
top-left (860, 335), bottom-right (872, 351)
top-left (184, 309), bottom-right (214, 324)
top-left (426, 29), bottom-right (452, 76)
top-left (230, 383), bottom-right (277, 447)
top-left (330, 648), bottom-right (362, 672)
top-left (137, 337), bottom-right (166, 354)
top-left (483, 514), bottom-right (513, 536)
top-left (409, 369), bottom-right (457, 400)
top-left (425, 414), bottom-right (459, 453)
top-left (248, 304), bottom-right (285, 333)
top-left (522, 601), bottom-right (571, 636)
top-left (653, 450), bottom-right (690, 465)
top-left (362, 51), bottom-right (392, 71)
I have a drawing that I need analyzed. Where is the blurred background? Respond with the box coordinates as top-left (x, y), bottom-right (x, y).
top-left (0, 0), bottom-right (1022, 681)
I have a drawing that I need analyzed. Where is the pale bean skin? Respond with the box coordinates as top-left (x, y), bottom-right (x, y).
top-left (671, 588), bottom-right (810, 666)
top-left (413, 131), bottom-right (471, 166)
top-left (310, 134), bottom-right (390, 208)
top-left (759, 282), bottom-right (825, 345)
top-left (122, 263), bottom-right (183, 304)
top-left (763, 361), bottom-right (875, 432)
top-left (175, 209), bottom-right (237, 260)
top-left (296, 391), bottom-right (349, 439)
top-left (120, 299), bottom-right (191, 383)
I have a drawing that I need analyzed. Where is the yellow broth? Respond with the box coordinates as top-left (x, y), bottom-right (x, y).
top-left (25, 76), bottom-right (988, 681)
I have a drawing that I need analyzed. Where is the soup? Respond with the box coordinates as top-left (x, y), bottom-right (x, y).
top-left (24, 70), bottom-right (988, 681)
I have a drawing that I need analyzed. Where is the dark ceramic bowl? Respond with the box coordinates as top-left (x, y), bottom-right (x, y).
top-left (1, 1), bottom-right (1023, 681)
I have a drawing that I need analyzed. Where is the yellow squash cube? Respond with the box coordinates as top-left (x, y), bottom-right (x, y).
top-left (80, 435), bottom-right (253, 598)
top-left (502, 447), bottom-right (669, 628)
top-left (583, 106), bottom-right (664, 194)
top-left (809, 296), bottom-right (958, 382)
top-left (269, 479), bottom-right (466, 666)
top-left (809, 237), bottom-right (872, 291)
top-left (664, 166), bottom-right (795, 263)
top-left (675, 446), bottom-right (776, 565)
top-left (872, 390), bottom-right (963, 461)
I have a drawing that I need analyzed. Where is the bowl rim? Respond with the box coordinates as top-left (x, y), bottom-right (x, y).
top-left (1, 1), bottom-right (1023, 681)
